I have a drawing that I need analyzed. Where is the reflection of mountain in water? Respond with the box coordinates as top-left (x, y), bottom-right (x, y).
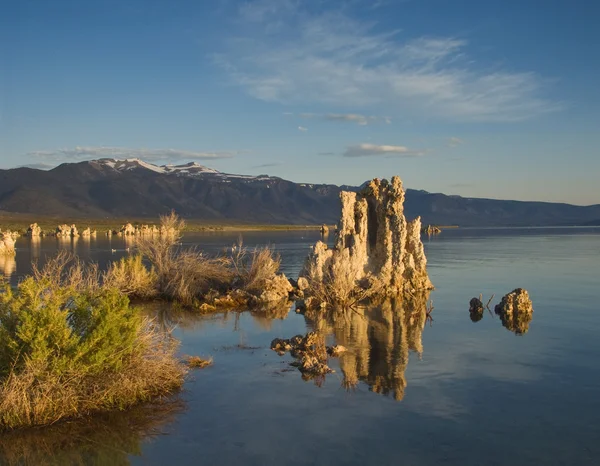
top-left (0, 400), bottom-right (184, 466)
top-left (306, 293), bottom-right (430, 401)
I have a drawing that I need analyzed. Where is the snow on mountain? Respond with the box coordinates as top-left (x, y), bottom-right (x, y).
top-left (163, 161), bottom-right (220, 175)
top-left (92, 158), bottom-right (273, 182)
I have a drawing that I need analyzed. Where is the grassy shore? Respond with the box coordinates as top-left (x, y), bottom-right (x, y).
top-left (0, 255), bottom-right (187, 431)
top-left (0, 211), bottom-right (331, 234)
top-left (0, 212), bottom-right (299, 431)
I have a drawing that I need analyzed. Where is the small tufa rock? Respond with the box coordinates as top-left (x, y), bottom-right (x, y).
top-left (494, 288), bottom-right (534, 335)
top-left (270, 331), bottom-right (341, 376)
top-left (469, 297), bottom-right (484, 322)
top-left (0, 231), bottom-right (16, 256)
top-left (257, 274), bottom-right (293, 303)
top-left (469, 297), bottom-right (484, 313)
top-left (120, 223), bottom-right (136, 236)
top-left (422, 225), bottom-right (441, 235)
top-left (27, 223), bottom-right (42, 237)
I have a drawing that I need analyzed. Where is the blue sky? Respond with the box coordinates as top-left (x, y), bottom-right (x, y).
top-left (1, 0), bottom-right (599, 204)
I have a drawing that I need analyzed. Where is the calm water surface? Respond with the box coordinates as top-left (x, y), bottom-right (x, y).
top-left (1, 228), bottom-right (599, 465)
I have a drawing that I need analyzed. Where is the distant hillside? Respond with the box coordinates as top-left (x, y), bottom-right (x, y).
top-left (1, 158), bottom-right (599, 227)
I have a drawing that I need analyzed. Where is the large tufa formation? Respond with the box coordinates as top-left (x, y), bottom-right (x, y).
top-left (0, 231), bottom-right (16, 256)
top-left (495, 288), bottom-right (534, 335)
top-left (300, 177), bottom-right (432, 307)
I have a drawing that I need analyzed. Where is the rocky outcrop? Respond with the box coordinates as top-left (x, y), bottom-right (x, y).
top-left (255, 274), bottom-right (293, 303)
top-left (27, 223), bottom-right (42, 237)
top-left (495, 288), bottom-right (534, 335)
top-left (300, 177), bottom-right (433, 308)
top-left (320, 224), bottom-right (329, 234)
top-left (0, 231), bottom-right (16, 256)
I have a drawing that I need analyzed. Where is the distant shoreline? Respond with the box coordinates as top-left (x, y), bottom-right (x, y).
top-left (0, 213), bottom-right (335, 233)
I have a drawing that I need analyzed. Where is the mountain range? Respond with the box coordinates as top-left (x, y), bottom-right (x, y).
top-left (1, 158), bottom-right (599, 227)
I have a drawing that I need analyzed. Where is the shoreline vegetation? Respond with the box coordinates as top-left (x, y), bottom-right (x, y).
top-left (0, 253), bottom-right (186, 431)
top-left (0, 212), bottom-right (300, 431)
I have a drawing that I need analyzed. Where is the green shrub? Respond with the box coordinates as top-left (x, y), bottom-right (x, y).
top-left (0, 257), bottom-right (186, 431)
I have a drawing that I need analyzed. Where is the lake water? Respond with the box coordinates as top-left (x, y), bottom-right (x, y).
top-left (1, 227), bottom-right (600, 465)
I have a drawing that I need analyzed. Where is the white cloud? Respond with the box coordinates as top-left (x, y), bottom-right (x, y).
top-left (298, 126), bottom-right (308, 131)
top-left (447, 136), bottom-right (463, 147)
top-left (296, 113), bottom-right (388, 126)
top-left (28, 146), bottom-right (237, 163)
top-left (343, 143), bottom-right (424, 158)
top-left (216, 2), bottom-right (560, 122)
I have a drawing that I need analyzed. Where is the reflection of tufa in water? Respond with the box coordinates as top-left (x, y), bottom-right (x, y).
top-left (302, 292), bottom-right (430, 400)
top-left (495, 288), bottom-right (534, 335)
top-left (0, 254), bottom-right (16, 279)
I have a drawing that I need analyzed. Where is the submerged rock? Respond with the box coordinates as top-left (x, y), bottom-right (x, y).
top-left (494, 288), bottom-right (534, 335)
top-left (300, 177), bottom-right (433, 308)
top-left (270, 331), bottom-right (340, 376)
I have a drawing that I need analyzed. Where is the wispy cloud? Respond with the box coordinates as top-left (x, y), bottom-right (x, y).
top-left (217, 1), bottom-right (560, 122)
top-left (448, 182), bottom-right (475, 188)
top-left (251, 162), bottom-right (282, 169)
top-left (28, 146), bottom-right (237, 163)
top-left (296, 113), bottom-right (390, 126)
top-left (298, 126), bottom-right (308, 132)
top-left (343, 144), bottom-right (424, 158)
top-left (447, 136), bottom-right (463, 147)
